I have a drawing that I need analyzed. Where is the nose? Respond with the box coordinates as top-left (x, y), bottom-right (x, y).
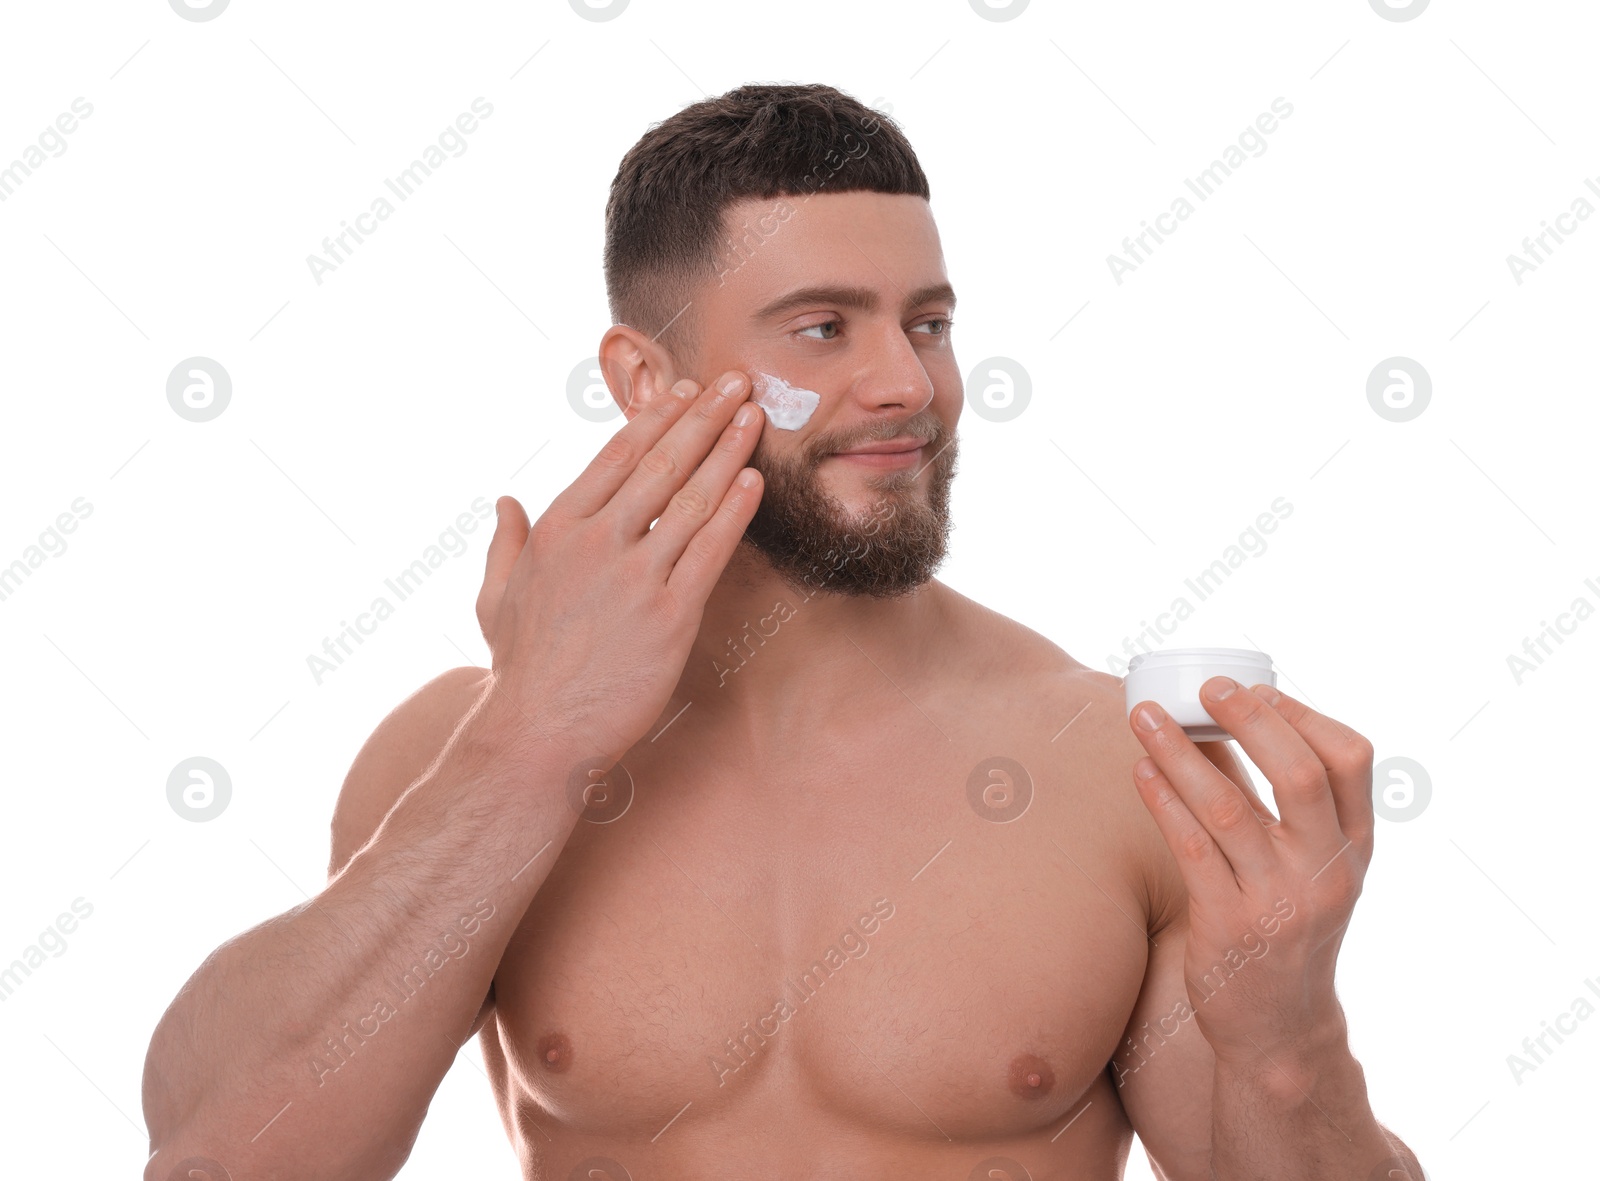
top-left (851, 321), bottom-right (936, 417)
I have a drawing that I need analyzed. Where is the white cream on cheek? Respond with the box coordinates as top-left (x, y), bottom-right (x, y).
top-left (749, 370), bottom-right (820, 430)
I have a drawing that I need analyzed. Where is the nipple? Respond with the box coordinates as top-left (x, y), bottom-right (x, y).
top-left (536, 1031), bottom-right (573, 1073)
top-left (1007, 1052), bottom-right (1055, 1099)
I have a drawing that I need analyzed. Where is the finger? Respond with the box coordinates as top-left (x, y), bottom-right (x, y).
top-left (1129, 700), bottom-right (1277, 880)
top-left (606, 370), bottom-right (757, 538)
top-left (1131, 755), bottom-right (1241, 904)
top-left (476, 495), bottom-right (529, 646)
top-left (1195, 740), bottom-right (1279, 827)
top-left (1194, 677), bottom-right (1344, 841)
top-left (552, 377), bottom-right (702, 519)
top-left (642, 399), bottom-right (765, 568)
top-left (1246, 684), bottom-right (1375, 847)
top-left (664, 467), bottom-right (764, 603)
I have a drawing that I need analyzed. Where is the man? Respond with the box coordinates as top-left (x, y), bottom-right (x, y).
top-left (142, 83), bottom-right (1425, 1180)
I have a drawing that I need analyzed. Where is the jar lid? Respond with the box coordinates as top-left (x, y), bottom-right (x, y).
top-left (1127, 647), bottom-right (1272, 673)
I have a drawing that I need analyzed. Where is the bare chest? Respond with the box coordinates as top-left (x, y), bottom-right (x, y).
top-left (486, 709), bottom-right (1151, 1150)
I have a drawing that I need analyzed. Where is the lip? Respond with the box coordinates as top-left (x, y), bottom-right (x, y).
top-left (832, 435), bottom-right (934, 467)
top-left (828, 439), bottom-right (925, 470)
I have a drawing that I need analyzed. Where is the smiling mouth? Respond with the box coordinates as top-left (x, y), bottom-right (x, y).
top-left (827, 445), bottom-right (924, 470)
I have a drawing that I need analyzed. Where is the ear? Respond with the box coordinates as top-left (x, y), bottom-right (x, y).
top-left (598, 324), bottom-right (683, 422)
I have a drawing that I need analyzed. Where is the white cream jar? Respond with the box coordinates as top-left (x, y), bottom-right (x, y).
top-left (1124, 647), bottom-right (1276, 740)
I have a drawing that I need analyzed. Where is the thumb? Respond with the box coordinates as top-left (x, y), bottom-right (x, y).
top-left (477, 495), bottom-right (530, 647)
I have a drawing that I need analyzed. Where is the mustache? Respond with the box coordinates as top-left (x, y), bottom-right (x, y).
top-left (798, 413), bottom-right (946, 465)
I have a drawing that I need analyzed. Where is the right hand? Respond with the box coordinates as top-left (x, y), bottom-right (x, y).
top-left (473, 370), bottom-right (766, 761)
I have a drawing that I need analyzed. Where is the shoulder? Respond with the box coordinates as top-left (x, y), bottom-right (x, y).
top-left (327, 664), bottom-right (493, 879)
top-left (933, 585), bottom-right (1186, 932)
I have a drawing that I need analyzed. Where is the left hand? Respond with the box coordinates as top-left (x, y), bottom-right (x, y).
top-left (1127, 678), bottom-right (1376, 1060)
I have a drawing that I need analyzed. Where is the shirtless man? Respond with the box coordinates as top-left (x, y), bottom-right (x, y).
top-left (141, 84), bottom-right (1425, 1180)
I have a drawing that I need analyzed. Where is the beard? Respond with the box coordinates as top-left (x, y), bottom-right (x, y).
top-left (739, 412), bottom-right (958, 599)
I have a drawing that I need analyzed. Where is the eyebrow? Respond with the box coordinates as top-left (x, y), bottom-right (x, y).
top-left (753, 282), bottom-right (957, 322)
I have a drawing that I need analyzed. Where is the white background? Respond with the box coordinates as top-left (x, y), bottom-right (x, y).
top-left (1, 0), bottom-right (1592, 1177)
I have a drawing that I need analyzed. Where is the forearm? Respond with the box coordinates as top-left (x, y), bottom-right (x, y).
top-left (143, 696), bottom-right (580, 1180)
top-left (1208, 1006), bottom-right (1424, 1181)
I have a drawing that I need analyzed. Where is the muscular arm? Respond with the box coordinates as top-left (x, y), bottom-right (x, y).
top-left (141, 667), bottom-right (582, 1181)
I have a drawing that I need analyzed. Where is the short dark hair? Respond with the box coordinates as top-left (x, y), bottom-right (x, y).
top-left (603, 83), bottom-right (930, 360)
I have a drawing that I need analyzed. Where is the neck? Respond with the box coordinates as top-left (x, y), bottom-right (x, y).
top-left (674, 541), bottom-right (948, 744)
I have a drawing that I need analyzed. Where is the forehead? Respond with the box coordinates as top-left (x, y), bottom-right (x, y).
top-left (704, 191), bottom-right (948, 315)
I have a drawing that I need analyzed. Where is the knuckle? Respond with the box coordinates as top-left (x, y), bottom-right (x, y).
top-left (1179, 828), bottom-right (1213, 864)
top-left (1209, 791), bottom-right (1254, 833)
top-left (1338, 731), bottom-right (1375, 773)
top-left (1282, 752), bottom-right (1327, 796)
top-left (669, 482), bottom-right (712, 519)
top-left (639, 445), bottom-right (681, 478)
top-left (1315, 858), bottom-right (1361, 905)
top-left (596, 435), bottom-right (635, 469)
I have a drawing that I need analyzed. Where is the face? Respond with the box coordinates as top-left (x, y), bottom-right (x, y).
top-left (683, 191), bottom-right (963, 598)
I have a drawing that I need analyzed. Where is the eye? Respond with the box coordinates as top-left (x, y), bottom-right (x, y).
top-left (912, 317), bottom-right (954, 336)
top-left (797, 320), bottom-right (841, 340)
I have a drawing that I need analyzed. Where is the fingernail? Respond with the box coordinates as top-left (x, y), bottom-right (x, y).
top-left (1251, 683), bottom-right (1281, 706)
top-left (1134, 758), bottom-right (1160, 780)
top-left (719, 373), bottom-right (746, 396)
top-left (673, 380), bottom-right (698, 400)
top-left (1205, 676), bottom-right (1238, 702)
top-left (734, 404), bottom-right (758, 427)
top-left (1134, 703), bottom-right (1165, 732)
